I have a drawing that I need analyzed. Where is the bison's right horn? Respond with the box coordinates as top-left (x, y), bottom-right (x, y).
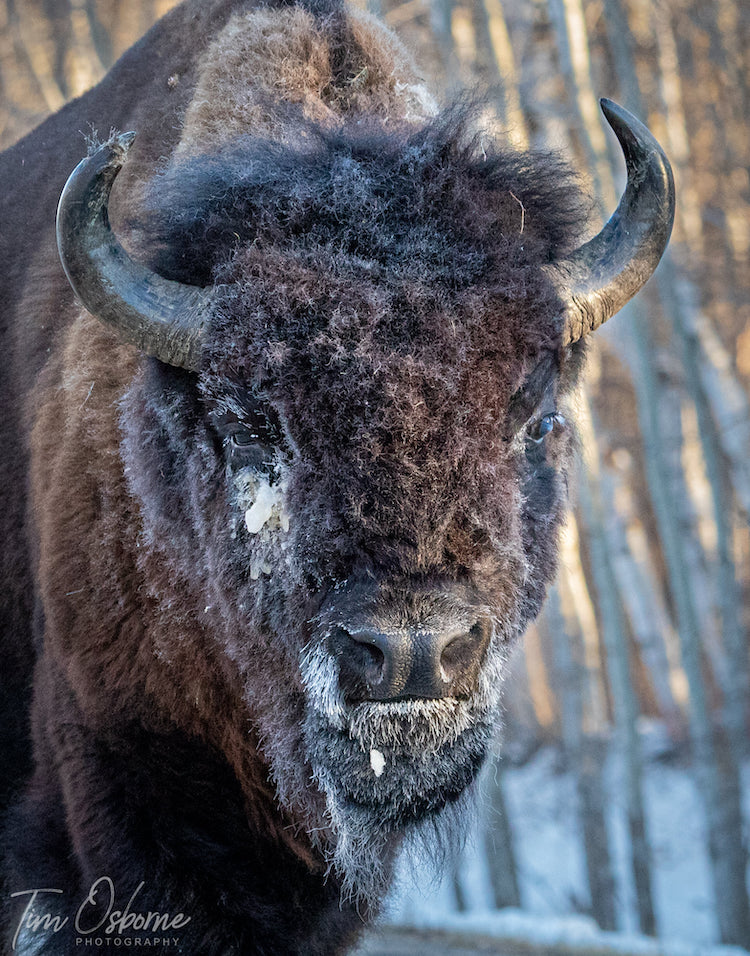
top-left (56, 132), bottom-right (210, 371)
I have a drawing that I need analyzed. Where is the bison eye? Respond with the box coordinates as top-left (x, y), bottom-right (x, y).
top-left (227, 424), bottom-right (261, 447)
top-left (527, 412), bottom-right (566, 443)
top-left (220, 424), bottom-right (276, 471)
top-left (210, 401), bottom-right (282, 469)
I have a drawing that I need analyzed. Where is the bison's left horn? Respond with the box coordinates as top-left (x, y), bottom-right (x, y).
top-left (56, 132), bottom-right (210, 371)
top-left (553, 99), bottom-right (675, 347)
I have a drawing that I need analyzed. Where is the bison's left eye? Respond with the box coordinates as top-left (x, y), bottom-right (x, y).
top-left (527, 412), bottom-right (566, 443)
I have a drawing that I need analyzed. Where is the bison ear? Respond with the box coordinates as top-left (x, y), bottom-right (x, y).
top-left (551, 99), bottom-right (675, 346)
top-left (56, 132), bottom-right (211, 371)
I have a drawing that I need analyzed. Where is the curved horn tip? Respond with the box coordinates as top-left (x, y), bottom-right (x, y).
top-left (58, 132), bottom-right (138, 223)
top-left (597, 97), bottom-right (675, 222)
top-left (598, 99), bottom-right (672, 175)
top-left (599, 97), bottom-right (628, 123)
top-left (102, 129), bottom-right (136, 154)
top-left (110, 129), bottom-right (136, 156)
top-left (599, 98), bottom-right (635, 140)
top-left (82, 131), bottom-right (137, 175)
top-left (56, 128), bottom-right (210, 372)
top-left (553, 98), bottom-right (675, 345)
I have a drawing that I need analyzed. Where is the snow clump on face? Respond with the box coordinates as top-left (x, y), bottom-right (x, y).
top-left (245, 481), bottom-right (279, 533)
top-left (232, 468), bottom-right (290, 536)
top-left (369, 748), bottom-right (386, 777)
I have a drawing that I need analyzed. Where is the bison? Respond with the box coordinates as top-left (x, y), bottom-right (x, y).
top-left (0, 0), bottom-right (674, 952)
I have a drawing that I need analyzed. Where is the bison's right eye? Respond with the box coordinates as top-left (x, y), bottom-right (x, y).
top-left (221, 426), bottom-right (275, 472)
top-left (210, 402), bottom-right (282, 471)
top-left (225, 423), bottom-right (262, 447)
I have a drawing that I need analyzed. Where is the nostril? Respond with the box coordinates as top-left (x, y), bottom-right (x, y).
top-left (439, 621), bottom-right (490, 691)
top-left (351, 635), bottom-right (386, 686)
top-left (440, 633), bottom-right (475, 683)
top-left (329, 626), bottom-right (392, 703)
top-left (328, 616), bottom-right (490, 704)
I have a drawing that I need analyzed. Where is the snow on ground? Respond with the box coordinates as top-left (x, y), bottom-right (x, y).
top-left (391, 909), bottom-right (750, 956)
top-left (385, 741), bottom-right (750, 952)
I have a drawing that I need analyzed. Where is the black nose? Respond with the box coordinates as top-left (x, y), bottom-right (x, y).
top-left (331, 620), bottom-right (490, 703)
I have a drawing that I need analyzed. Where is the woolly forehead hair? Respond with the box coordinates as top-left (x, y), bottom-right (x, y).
top-left (138, 110), bottom-right (588, 580)
top-left (142, 106), bottom-right (589, 289)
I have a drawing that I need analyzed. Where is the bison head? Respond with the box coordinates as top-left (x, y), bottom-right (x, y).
top-left (56, 101), bottom-right (673, 900)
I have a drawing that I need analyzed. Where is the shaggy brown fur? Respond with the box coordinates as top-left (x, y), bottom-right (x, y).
top-left (175, 6), bottom-right (437, 155)
top-left (0, 1), bottom-right (591, 953)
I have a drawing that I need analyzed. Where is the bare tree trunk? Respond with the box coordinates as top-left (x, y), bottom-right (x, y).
top-left (628, 299), bottom-right (750, 946)
top-left (428, 0), bottom-right (459, 84)
top-left (546, 0), bottom-right (616, 212)
top-left (482, 758), bottom-right (522, 909)
top-left (659, 265), bottom-right (749, 743)
top-left (577, 402), bottom-right (657, 936)
top-left (452, 871), bottom-right (468, 913)
top-left (577, 733), bottom-right (617, 932)
top-left (545, 586), bottom-right (617, 931)
top-left (601, 466), bottom-right (684, 736)
top-left (504, 636), bottom-right (547, 750)
top-left (0, 0), bottom-right (180, 149)
top-left (694, 317), bottom-right (750, 521)
top-left (472, 0), bottom-right (528, 148)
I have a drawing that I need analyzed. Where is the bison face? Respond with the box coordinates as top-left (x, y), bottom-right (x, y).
top-left (59, 104), bottom-right (672, 901)
top-left (188, 230), bottom-right (578, 899)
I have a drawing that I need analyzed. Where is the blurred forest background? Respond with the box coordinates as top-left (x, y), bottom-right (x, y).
top-left (1, 0), bottom-right (748, 949)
